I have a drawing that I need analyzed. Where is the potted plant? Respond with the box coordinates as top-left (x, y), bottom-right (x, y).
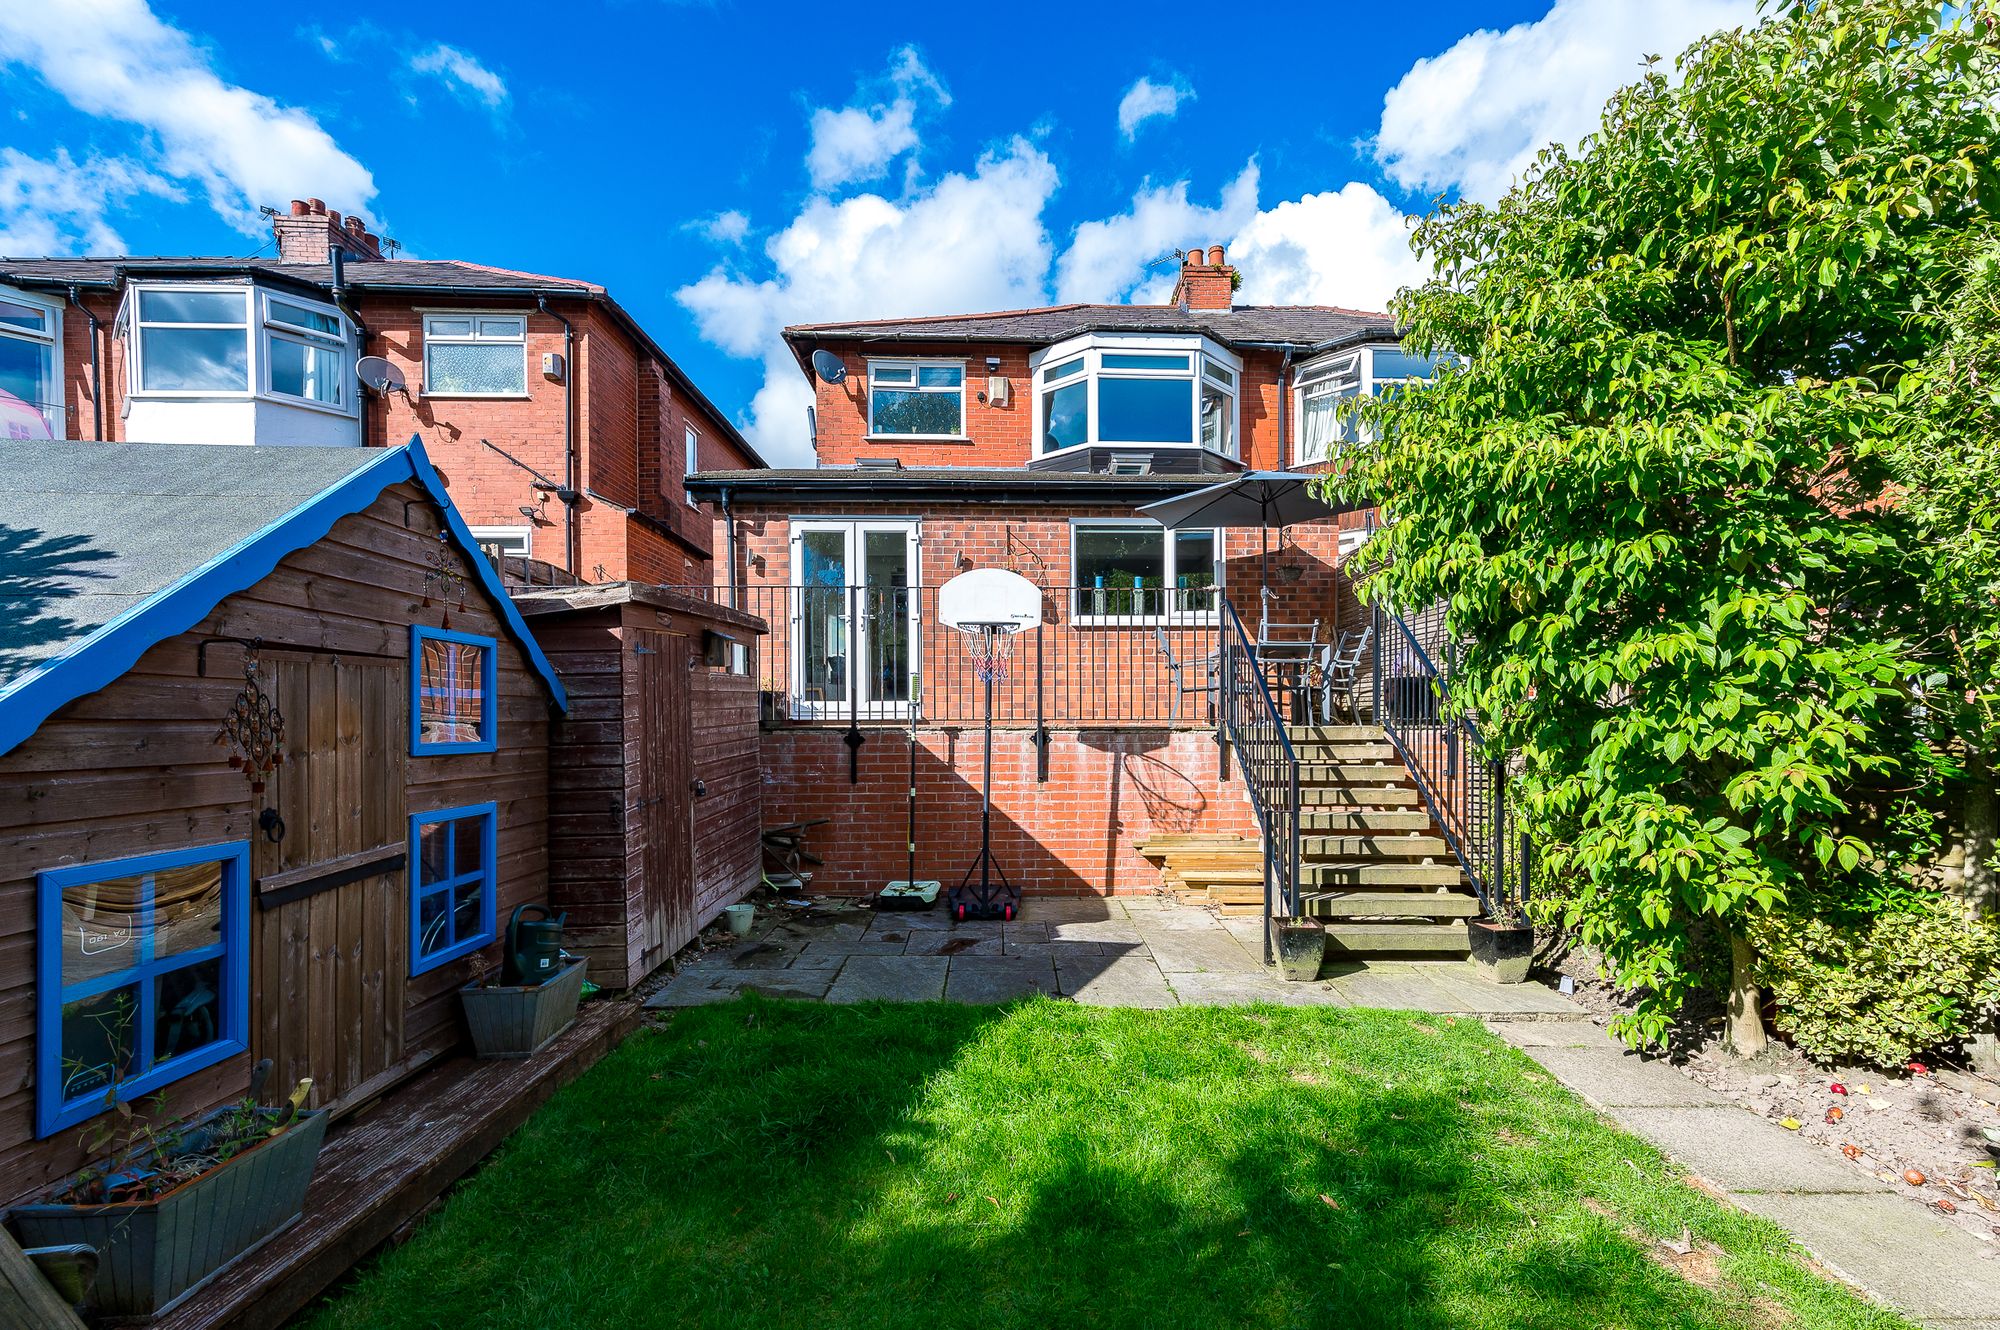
top-left (8, 1074), bottom-right (326, 1318)
top-left (1468, 914), bottom-right (1535, 984)
top-left (460, 955), bottom-right (587, 1058)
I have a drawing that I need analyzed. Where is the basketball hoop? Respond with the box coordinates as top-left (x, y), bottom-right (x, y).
top-left (965, 623), bottom-right (1017, 683)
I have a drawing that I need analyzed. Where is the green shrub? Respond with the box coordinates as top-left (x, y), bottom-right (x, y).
top-left (1749, 894), bottom-right (2000, 1066)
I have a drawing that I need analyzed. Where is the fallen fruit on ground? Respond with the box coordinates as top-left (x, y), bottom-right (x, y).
top-left (1904, 1169), bottom-right (1928, 1186)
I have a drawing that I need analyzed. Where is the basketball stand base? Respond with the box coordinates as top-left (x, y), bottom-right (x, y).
top-left (948, 847), bottom-right (1019, 922)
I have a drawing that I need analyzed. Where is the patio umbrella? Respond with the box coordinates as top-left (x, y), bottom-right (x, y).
top-left (1135, 470), bottom-right (1352, 606)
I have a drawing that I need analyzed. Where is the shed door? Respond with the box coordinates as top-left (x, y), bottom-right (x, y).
top-left (635, 630), bottom-right (695, 968)
top-left (250, 655), bottom-right (406, 1113)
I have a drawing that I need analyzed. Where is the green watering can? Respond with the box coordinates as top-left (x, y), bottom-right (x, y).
top-left (504, 904), bottom-right (566, 985)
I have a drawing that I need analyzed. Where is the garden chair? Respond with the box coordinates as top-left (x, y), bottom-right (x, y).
top-left (1255, 606), bottom-right (1319, 720)
top-left (1314, 625), bottom-right (1373, 722)
top-left (1153, 625), bottom-right (1217, 725)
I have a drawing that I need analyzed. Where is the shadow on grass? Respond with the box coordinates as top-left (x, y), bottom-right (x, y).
top-left (297, 1000), bottom-right (1906, 1330)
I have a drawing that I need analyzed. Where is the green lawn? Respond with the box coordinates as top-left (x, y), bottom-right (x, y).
top-left (300, 999), bottom-right (1909, 1330)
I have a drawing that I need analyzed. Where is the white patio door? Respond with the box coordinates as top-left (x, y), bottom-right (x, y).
top-left (790, 521), bottom-right (920, 719)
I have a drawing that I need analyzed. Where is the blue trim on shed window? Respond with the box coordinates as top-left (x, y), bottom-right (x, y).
top-left (410, 625), bottom-right (498, 755)
top-left (409, 803), bottom-right (498, 976)
top-left (35, 842), bottom-right (251, 1138)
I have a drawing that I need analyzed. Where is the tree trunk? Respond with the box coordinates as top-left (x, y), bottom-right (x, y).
top-left (1726, 932), bottom-right (1768, 1058)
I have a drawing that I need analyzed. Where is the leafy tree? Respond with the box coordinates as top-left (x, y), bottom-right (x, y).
top-left (1329, 0), bottom-right (2000, 1053)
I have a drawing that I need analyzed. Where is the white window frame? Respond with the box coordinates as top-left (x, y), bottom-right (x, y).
top-left (1029, 334), bottom-right (1240, 462)
top-left (0, 283), bottom-right (63, 437)
top-left (258, 290), bottom-right (354, 416)
top-left (1292, 344), bottom-right (1444, 466)
top-left (470, 525), bottom-right (532, 562)
top-left (684, 424), bottom-right (701, 507)
top-left (127, 284), bottom-right (254, 399)
top-left (422, 311), bottom-right (530, 398)
top-left (787, 518), bottom-right (922, 720)
top-left (1068, 518), bottom-right (1222, 626)
top-left (864, 357), bottom-right (968, 441)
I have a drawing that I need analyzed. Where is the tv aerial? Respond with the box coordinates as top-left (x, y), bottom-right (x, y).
top-left (810, 349), bottom-right (847, 385)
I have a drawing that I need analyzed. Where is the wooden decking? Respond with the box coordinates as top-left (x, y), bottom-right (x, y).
top-left (151, 998), bottom-right (639, 1330)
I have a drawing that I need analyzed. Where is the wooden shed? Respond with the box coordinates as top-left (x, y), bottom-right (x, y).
top-left (514, 584), bottom-right (766, 989)
top-left (0, 438), bottom-right (567, 1197)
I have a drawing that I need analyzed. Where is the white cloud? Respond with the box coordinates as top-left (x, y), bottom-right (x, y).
top-left (1056, 165), bottom-right (1261, 305)
top-left (410, 43), bottom-right (509, 109)
top-left (0, 0), bottom-right (376, 235)
top-left (1227, 184), bottom-right (1425, 309)
top-left (678, 138), bottom-right (1057, 463)
top-left (806, 45), bottom-right (949, 191)
top-left (1374, 0), bottom-right (1755, 203)
top-left (1116, 75), bottom-right (1193, 140)
top-left (697, 209), bottom-right (751, 244)
top-left (0, 148), bottom-right (179, 254)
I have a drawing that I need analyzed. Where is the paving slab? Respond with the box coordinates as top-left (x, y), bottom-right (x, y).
top-left (1324, 967), bottom-right (1482, 1013)
top-left (1001, 938), bottom-right (1105, 960)
top-left (768, 920), bottom-right (867, 945)
top-left (1422, 970), bottom-right (1588, 1018)
top-left (1141, 927), bottom-right (1260, 974)
top-left (1491, 1019), bottom-right (1614, 1048)
top-left (1726, 1191), bottom-right (2000, 1323)
top-left (903, 933), bottom-right (1004, 958)
top-left (796, 939), bottom-right (909, 964)
top-left (824, 956), bottom-right (948, 1003)
top-left (1171, 970), bottom-right (1349, 1007)
top-left (1002, 922), bottom-right (1053, 944)
top-left (1521, 1045), bottom-right (1732, 1109)
top-left (1056, 956), bottom-right (1178, 1008)
top-left (1604, 1107), bottom-right (1892, 1195)
top-left (645, 968), bottom-right (835, 1007)
top-left (1131, 907), bottom-right (1232, 933)
top-left (1049, 918), bottom-right (1146, 945)
top-left (1021, 897), bottom-right (1123, 924)
top-left (944, 958), bottom-right (1057, 1004)
top-left (871, 911), bottom-right (1001, 932)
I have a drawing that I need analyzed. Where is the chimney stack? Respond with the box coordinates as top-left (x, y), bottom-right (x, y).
top-left (271, 198), bottom-right (386, 264)
top-left (1170, 243), bottom-right (1236, 311)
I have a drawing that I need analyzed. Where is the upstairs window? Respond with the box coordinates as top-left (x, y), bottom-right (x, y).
top-left (1295, 344), bottom-right (1445, 465)
top-left (36, 843), bottom-right (249, 1136)
top-left (424, 314), bottom-right (527, 396)
top-left (867, 360), bottom-right (964, 438)
top-left (0, 286), bottom-right (61, 437)
top-left (135, 288), bottom-right (251, 393)
top-left (1071, 521), bottom-right (1219, 623)
top-left (263, 294), bottom-right (347, 408)
top-left (411, 626), bottom-right (498, 755)
top-left (685, 424), bottom-right (700, 507)
top-left (1033, 338), bottom-right (1239, 459)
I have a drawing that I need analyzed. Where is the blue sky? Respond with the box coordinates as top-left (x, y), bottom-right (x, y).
top-left (0, 0), bottom-right (1754, 463)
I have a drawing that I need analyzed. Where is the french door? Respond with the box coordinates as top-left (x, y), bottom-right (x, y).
top-left (790, 521), bottom-right (920, 719)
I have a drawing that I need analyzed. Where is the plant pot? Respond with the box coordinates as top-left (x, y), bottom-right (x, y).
top-left (722, 903), bottom-right (756, 938)
top-left (9, 1105), bottom-right (328, 1319)
top-left (1274, 920), bottom-right (1327, 983)
top-left (460, 957), bottom-right (586, 1059)
top-left (1468, 920), bottom-right (1534, 984)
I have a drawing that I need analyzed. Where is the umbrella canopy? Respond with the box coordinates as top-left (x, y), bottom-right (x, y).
top-left (1136, 471), bottom-right (1353, 608)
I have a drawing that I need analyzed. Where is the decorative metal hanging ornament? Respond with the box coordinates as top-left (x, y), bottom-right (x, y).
top-left (216, 651), bottom-right (286, 794)
top-left (421, 531), bottom-right (468, 630)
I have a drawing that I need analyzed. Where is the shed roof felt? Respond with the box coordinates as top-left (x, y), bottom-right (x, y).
top-left (0, 438), bottom-right (567, 757)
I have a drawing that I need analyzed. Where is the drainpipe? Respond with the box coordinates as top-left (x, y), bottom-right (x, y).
top-left (328, 249), bottom-right (371, 446)
top-left (537, 294), bottom-right (578, 578)
top-left (69, 284), bottom-right (103, 441)
top-left (720, 485), bottom-right (740, 610)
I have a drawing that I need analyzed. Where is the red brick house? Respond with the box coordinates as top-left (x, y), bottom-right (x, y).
top-left (0, 199), bottom-right (763, 588)
top-left (685, 246), bottom-right (1498, 960)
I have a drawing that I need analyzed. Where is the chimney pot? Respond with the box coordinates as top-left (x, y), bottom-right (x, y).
top-left (271, 196), bottom-right (385, 264)
top-left (1186, 245), bottom-right (1202, 267)
top-left (290, 199), bottom-right (309, 217)
top-left (1208, 245), bottom-right (1225, 266)
top-left (307, 198), bottom-right (325, 214)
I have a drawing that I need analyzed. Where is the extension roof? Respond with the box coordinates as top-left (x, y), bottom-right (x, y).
top-left (0, 436), bottom-right (567, 757)
top-left (686, 466), bottom-right (1219, 504)
top-left (0, 256), bottom-right (766, 468)
top-left (782, 303), bottom-right (1396, 378)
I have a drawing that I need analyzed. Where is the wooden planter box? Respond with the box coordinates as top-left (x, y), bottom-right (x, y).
top-left (8, 1106), bottom-right (328, 1319)
top-left (460, 958), bottom-right (586, 1059)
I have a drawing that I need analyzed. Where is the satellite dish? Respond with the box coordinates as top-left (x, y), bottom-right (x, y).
top-left (810, 349), bottom-right (847, 385)
top-left (355, 355), bottom-right (406, 395)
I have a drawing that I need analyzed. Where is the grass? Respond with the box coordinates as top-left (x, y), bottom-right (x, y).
top-left (300, 999), bottom-right (1911, 1330)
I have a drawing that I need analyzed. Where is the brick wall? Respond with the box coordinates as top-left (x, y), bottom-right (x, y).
top-left (760, 727), bottom-right (1257, 897)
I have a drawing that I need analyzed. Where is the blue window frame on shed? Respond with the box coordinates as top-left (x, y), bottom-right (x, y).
top-left (409, 803), bottom-right (497, 975)
top-left (411, 625), bottom-right (497, 755)
top-left (36, 843), bottom-right (250, 1138)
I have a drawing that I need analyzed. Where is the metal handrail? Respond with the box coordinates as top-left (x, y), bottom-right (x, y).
top-left (1217, 598), bottom-right (1301, 960)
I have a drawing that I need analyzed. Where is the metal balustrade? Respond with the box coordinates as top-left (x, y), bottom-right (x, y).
top-left (1217, 598), bottom-right (1300, 960)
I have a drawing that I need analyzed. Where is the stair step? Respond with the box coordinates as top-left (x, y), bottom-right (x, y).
top-left (1325, 922), bottom-right (1471, 954)
top-left (1299, 763), bottom-right (1411, 784)
top-left (1300, 862), bottom-right (1466, 887)
top-left (1301, 891), bottom-right (1481, 918)
top-left (1289, 742), bottom-right (1398, 763)
top-left (1288, 726), bottom-right (1387, 742)
top-left (1301, 835), bottom-right (1451, 859)
top-left (1299, 811), bottom-right (1434, 832)
top-left (1300, 786), bottom-right (1423, 807)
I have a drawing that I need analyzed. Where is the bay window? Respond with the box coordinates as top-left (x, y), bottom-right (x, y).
top-left (0, 287), bottom-right (61, 437)
top-left (1294, 344), bottom-right (1446, 465)
top-left (867, 360), bottom-right (964, 438)
top-left (264, 293), bottom-right (347, 408)
top-left (135, 288), bottom-right (251, 393)
top-left (1032, 337), bottom-right (1239, 459)
top-left (1072, 521), bottom-right (1219, 622)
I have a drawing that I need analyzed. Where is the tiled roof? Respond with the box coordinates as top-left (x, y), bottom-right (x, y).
top-left (783, 303), bottom-right (1395, 352)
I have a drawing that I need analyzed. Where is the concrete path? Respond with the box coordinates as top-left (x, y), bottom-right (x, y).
top-left (1494, 1021), bottom-right (2000, 1328)
top-left (644, 896), bottom-right (1585, 1018)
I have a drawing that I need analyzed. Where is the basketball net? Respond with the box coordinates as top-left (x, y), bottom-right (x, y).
top-left (965, 624), bottom-right (1016, 683)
